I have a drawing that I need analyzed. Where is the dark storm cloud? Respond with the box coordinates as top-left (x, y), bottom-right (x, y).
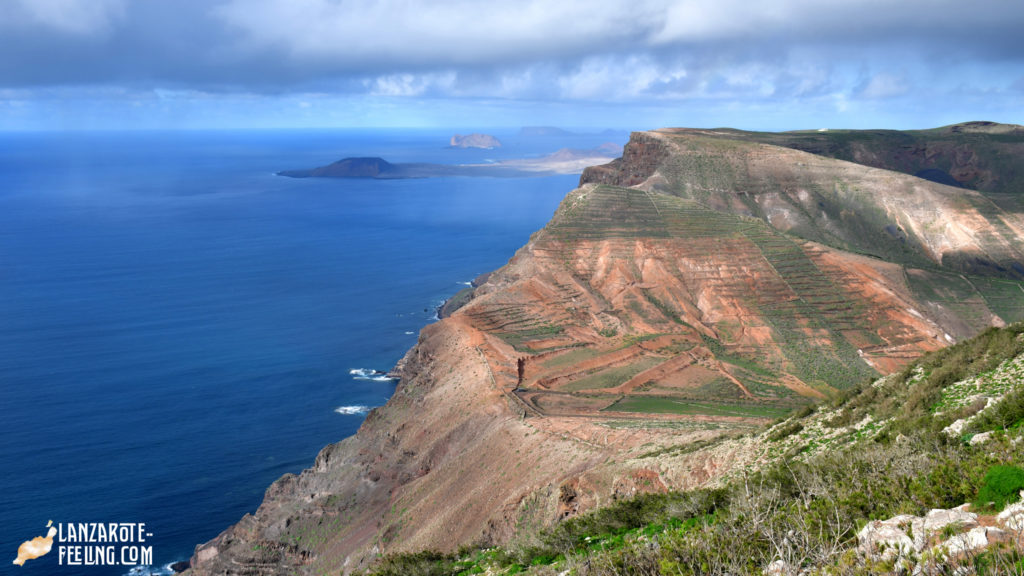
top-left (2, 0), bottom-right (1024, 131)
top-left (1, 0), bottom-right (1022, 97)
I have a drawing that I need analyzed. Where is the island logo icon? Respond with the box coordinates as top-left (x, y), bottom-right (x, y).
top-left (13, 520), bottom-right (56, 566)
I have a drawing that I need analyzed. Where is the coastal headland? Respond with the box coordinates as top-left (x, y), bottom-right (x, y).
top-left (189, 123), bottom-right (1024, 575)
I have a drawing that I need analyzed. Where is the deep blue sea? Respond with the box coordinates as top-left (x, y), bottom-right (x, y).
top-left (0, 128), bottom-right (624, 575)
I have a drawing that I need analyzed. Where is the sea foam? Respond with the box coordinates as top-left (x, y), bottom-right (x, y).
top-left (349, 368), bottom-right (396, 382)
top-left (125, 564), bottom-right (176, 576)
top-left (334, 405), bottom-right (372, 415)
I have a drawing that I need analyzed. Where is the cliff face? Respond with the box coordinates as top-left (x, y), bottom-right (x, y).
top-left (190, 126), bottom-right (1024, 576)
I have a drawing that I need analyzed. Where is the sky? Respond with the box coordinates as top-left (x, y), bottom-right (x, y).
top-left (2, 0), bottom-right (1023, 131)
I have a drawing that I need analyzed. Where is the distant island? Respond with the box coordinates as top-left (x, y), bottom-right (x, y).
top-left (277, 144), bottom-right (620, 179)
top-left (520, 126), bottom-right (627, 137)
top-left (518, 126), bottom-right (574, 137)
top-left (449, 133), bottom-right (501, 149)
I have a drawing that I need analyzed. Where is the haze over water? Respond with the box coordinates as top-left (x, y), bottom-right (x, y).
top-left (0, 129), bottom-right (619, 575)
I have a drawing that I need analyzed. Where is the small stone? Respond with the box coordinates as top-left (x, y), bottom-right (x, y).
top-left (764, 559), bottom-right (793, 576)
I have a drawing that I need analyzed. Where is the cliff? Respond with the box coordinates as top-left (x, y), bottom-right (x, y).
top-left (189, 125), bottom-right (1024, 576)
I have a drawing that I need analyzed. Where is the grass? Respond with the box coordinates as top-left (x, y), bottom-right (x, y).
top-left (540, 347), bottom-right (600, 369)
top-left (602, 396), bottom-right (792, 419)
top-left (562, 358), bottom-right (662, 392)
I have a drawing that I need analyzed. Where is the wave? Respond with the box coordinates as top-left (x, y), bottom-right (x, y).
top-left (125, 563), bottom-right (177, 576)
top-left (404, 331), bottom-right (415, 335)
top-left (349, 367), bottom-right (396, 382)
top-left (458, 281), bottom-right (473, 286)
top-left (334, 405), bottom-right (372, 415)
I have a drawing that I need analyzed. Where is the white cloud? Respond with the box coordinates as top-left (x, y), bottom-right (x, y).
top-left (367, 73), bottom-right (455, 97)
top-left (2, 0), bottom-right (126, 35)
top-left (214, 0), bottom-right (663, 67)
top-left (859, 73), bottom-right (910, 99)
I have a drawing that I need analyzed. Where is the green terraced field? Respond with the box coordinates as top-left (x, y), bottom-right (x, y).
top-left (563, 357), bottom-right (663, 392)
top-left (602, 396), bottom-right (793, 418)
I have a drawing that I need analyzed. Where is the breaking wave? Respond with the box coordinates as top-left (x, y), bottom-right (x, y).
top-left (125, 564), bottom-right (177, 576)
top-left (334, 405), bottom-right (372, 415)
top-left (349, 368), bottom-right (395, 382)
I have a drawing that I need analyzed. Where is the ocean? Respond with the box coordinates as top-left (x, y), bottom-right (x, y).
top-left (0, 128), bottom-right (624, 575)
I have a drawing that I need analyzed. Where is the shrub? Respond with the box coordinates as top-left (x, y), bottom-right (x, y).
top-left (768, 421), bottom-right (804, 441)
top-left (971, 386), bottom-right (1024, 433)
top-left (973, 465), bottom-right (1024, 511)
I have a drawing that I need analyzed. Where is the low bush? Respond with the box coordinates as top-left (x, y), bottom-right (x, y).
top-left (974, 465), bottom-right (1024, 511)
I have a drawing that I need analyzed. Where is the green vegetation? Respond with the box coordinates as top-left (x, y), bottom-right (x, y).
top-left (974, 465), bottom-right (1024, 511)
top-left (699, 334), bottom-right (777, 379)
top-left (563, 358), bottom-right (661, 391)
top-left (603, 396), bottom-right (791, 419)
top-left (834, 324), bottom-right (1024, 437)
top-left (970, 384), bottom-right (1024, 433)
top-left (540, 347), bottom-right (600, 369)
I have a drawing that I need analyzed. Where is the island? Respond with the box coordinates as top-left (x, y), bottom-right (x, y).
top-left (277, 145), bottom-right (621, 179)
top-left (449, 133), bottom-right (501, 149)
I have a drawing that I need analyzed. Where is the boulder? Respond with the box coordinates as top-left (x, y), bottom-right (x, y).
top-left (922, 508), bottom-right (978, 534)
top-left (857, 515), bottom-right (916, 561)
top-left (941, 526), bottom-right (1007, 556)
top-left (943, 418), bottom-right (969, 437)
top-left (969, 431), bottom-right (993, 445)
top-left (996, 501), bottom-right (1024, 531)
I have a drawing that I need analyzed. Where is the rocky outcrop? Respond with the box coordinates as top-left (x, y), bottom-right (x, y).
top-left (450, 133), bottom-right (501, 148)
top-left (580, 131), bottom-right (670, 187)
top-left (857, 500), bottom-right (1023, 572)
top-left (191, 126), bottom-right (1024, 576)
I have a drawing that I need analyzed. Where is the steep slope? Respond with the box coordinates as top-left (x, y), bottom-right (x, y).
top-left (588, 121), bottom-right (1024, 204)
top-left (189, 126), bottom-right (1024, 576)
top-left (582, 128), bottom-right (1024, 278)
top-left (374, 323), bottom-right (1024, 576)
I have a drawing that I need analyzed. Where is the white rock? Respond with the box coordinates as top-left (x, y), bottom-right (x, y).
top-left (910, 517), bottom-right (926, 551)
top-left (922, 508), bottom-right (978, 534)
top-left (942, 526), bottom-right (1005, 556)
top-left (763, 559), bottom-right (793, 576)
top-left (858, 516), bottom-right (916, 561)
top-left (943, 419), bottom-right (968, 437)
top-left (969, 431), bottom-right (993, 445)
top-left (996, 502), bottom-right (1024, 532)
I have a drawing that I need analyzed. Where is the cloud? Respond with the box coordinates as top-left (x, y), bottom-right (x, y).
top-left (0, 0), bottom-right (126, 36)
top-left (858, 73), bottom-right (910, 99)
top-left (1, 0), bottom-right (1023, 129)
top-left (213, 0), bottom-right (662, 70)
